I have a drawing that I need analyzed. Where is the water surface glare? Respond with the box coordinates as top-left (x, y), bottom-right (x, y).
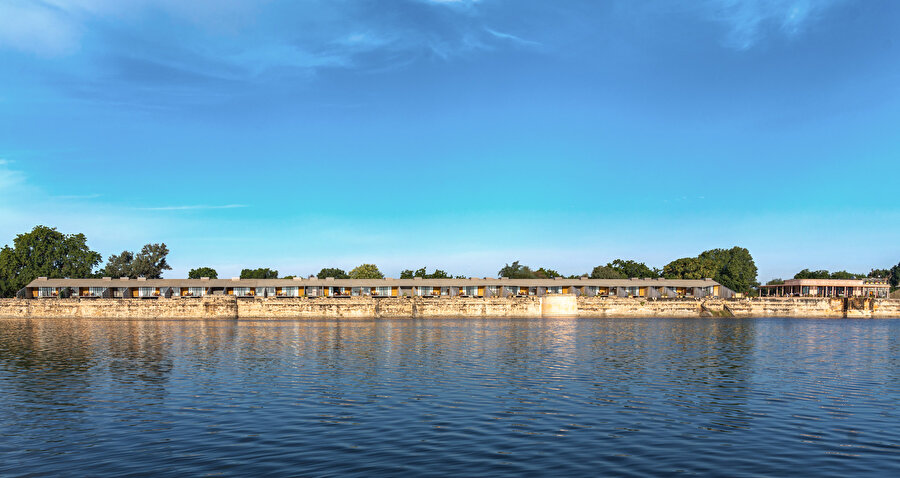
top-left (1, 317), bottom-right (899, 476)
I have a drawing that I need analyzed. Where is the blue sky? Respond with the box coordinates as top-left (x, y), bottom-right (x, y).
top-left (0, 0), bottom-right (898, 280)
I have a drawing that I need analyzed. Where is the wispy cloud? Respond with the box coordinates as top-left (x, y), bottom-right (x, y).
top-left (51, 193), bottom-right (102, 200)
top-left (138, 204), bottom-right (248, 211)
top-left (486, 28), bottom-right (541, 47)
top-left (701, 0), bottom-right (845, 50)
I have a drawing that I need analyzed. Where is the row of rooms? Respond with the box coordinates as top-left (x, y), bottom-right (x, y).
top-left (758, 285), bottom-right (891, 298)
top-left (33, 285), bottom-right (723, 299)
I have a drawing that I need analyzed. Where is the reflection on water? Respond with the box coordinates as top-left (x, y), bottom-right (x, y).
top-left (0, 318), bottom-right (898, 476)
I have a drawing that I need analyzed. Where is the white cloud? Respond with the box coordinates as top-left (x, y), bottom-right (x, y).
top-left (703, 0), bottom-right (843, 50)
top-left (0, 1), bottom-right (81, 56)
top-left (138, 204), bottom-right (248, 211)
top-left (486, 28), bottom-right (541, 46)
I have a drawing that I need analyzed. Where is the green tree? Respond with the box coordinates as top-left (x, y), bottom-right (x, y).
top-left (0, 225), bottom-right (102, 297)
top-left (102, 250), bottom-right (134, 278)
top-left (240, 268), bottom-right (278, 279)
top-left (794, 269), bottom-right (830, 279)
top-left (699, 247), bottom-right (758, 294)
top-left (829, 270), bottom-right (865, 280)
top-left (188, 267), bottom-right (218, 279)
top-left (349, 264), bottom-right (384, 279)
top-left (590, 265), bottom-right (626, 279)
top-left (766, 278), bottom-right (785, 285)
top-left (101, 243), bottom-right (172, 279)
top-left (401, 267), bottom-right (452, 279)
top-left (533, 267), bottom-right (561, 279)
top-left (317, 267), bottom-right (349, 279)
top-left (662, 257), bottom-right (718, 280)
top-left (890, 262), bottom-right (900, 289)
top-left (606, 259), bottom-right (658, 278)
top-left (498, 261), bottom-right (536, 279)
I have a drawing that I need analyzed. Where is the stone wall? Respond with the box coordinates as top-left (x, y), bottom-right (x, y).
top-left (0, 296), bottom-right (238, 320)
top-left (576, 297), bottom-right (703, 318)
top-left (2, 296), bottom-right (899, 320)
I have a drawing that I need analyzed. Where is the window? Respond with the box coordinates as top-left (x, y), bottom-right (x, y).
top-left (281, 287), bottom-right (298, 297)
top-left (487, 286), bottom-right (500, 296)
top-left (261, 287), bottom-right (275, 297)
top-left (503, 286), bottom-right (517, 296)
top-left (233, 287), bottom-right (252, 296)
top-left (89, 287), bottom-right (104, 297)
top-left (352, 287), bottom-right (364, 296)
top-left (39, 287), bottom-right (55, 297)
top-left (374, 287), bottom-right (391, 296)
top-left (138, 287), bottom-right (155, 297)
top-left (547, 286), bottom-right (563, 295)
top-left (463, 286), bottom-right (479, 296)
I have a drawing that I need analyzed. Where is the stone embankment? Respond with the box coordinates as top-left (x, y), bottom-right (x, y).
top-left (1, 296), bottom-right (899, 320)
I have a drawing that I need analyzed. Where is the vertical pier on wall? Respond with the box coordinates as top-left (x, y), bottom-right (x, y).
top-left (541, 295), bottom-right (577, 317)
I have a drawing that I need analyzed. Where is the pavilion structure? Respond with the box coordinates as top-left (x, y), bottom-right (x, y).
top-left (758, 278), bottom-right (890, 298)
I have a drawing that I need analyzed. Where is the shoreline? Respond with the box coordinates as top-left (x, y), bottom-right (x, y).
top-left (2, 296), bottom-right (899, 320)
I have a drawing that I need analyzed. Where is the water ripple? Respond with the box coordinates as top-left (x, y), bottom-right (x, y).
top-left (0, 317), bottom-right (898, 476)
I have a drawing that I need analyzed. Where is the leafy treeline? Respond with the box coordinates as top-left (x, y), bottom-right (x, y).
top-left (499, 247), bottom-right (759, 294)
top-left (188, 267), bottom-right (218, 279)
top-left (102, 244), bottom-right (172, 279)
top-left (0, 226), bottom-right (101, 297)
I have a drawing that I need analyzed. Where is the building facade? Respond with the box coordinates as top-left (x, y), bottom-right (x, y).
top-left (20, 277), bottom-right (734, 300)
top-left (758, 278), bottom-right (890, 298)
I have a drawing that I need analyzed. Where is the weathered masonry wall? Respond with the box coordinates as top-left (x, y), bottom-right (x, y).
top-left (1, 297), bottom-right (899, 320)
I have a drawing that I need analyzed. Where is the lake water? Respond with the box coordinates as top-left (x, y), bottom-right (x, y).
top-left (1, 317), bottom-right (898, 477)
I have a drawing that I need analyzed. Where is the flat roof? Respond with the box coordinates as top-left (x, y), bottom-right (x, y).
top-left (25, 277), bottom-right (722, 288)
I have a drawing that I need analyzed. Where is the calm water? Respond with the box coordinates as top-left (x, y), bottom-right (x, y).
top-left (1, 318), bottom-right (899, 477)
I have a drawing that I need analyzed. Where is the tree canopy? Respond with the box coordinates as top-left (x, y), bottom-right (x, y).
top-left (400, 267), bottom-right (451, 279)
top-left (793, 269), bottom-right (865, 280)
top-left (188, 267), bottom-right (218, 279)
top-left (317, 267), bottom-right (349, 279)
top-left (662, 257), bottom-right (718, 280)
top-left (0, 226), bottom-right (102, 297)
top-left (349, 264), bottom-right (384, 279)
top-left (240, 268), bottom-right (278, 279)
top-left (498, 261), bottom-right (535, 279)
top-left (604, 259), bottom-right (659, 279)
top-left (698, 247), bottom-right (758, 294)
top-left (533, 267), bottom-right (561, 279)
top-left (589, 265), bottom-right (626, 279)
top-left (101, 243), bottom-right (172, 279)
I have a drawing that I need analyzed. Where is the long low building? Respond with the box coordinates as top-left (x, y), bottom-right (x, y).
top-left (758, 278), bottom-right (891, 298)
top-left (20, 276), bottom-right (735, 299)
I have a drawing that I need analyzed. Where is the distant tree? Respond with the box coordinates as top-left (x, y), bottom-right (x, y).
top-left (0, 225), bottom-right (102, 297)
top-left (102, 250), bottom-right (135, 278)
top-left (317, 267), bottom-right (349, 279)
top-left (891, 262), bottom-right (900, 289)
top-left (101, 243), bottom-right (172, 279)
top-left (498, 261), bottom-right (536, 279)
top-left (349, 264), bottom-right (384, 279)
top-left (794, 269), bottom-right (865, 280)
top-left (766, 278), bottom-right (785, 285)
top-left (590, 265), bottom-right (626, 279)
top-left (240, 268), bottom-right (278, 279)
top-left (533, 267), bottom-right (561, 279)
top-left (607, 259), bottom-right (658, 279)
top-left (662, 257), bottom-right (718, 280)
top-left (400, 267), bottom-right (451, 279)
top-left (869, 269), bottom-right (891, 279)
top-left (188, 267), bottom-right (218, 279)
top-left (699, 247), bottom-right (758, 294)
top-left (282, 275), bottom-right (295, 280)
top-left (794, 269), bottom-right (831, 280)
top-left (829, 270), bottom-right (866, 280)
